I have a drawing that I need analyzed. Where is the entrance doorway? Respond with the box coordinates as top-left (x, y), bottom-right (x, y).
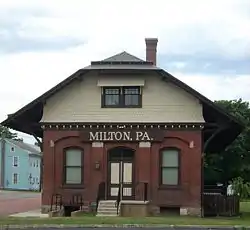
top-left (107, 147), bottom-right (135, 200)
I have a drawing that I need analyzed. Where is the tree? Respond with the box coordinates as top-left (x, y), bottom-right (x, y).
top-left (204, 99), bottom-right (250, 184)
top-left (0, 125), bottom-right (18, 139)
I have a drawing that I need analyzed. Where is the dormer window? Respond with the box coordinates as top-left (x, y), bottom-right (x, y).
top-left (102, 86), bottom-right (142, 108)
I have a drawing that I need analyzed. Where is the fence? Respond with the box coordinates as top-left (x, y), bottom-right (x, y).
top-left (203, 193), bottom-right (240, 217)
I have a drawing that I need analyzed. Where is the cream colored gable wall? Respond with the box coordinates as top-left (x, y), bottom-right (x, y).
top-left (41, 72), bottom-right (204, 123)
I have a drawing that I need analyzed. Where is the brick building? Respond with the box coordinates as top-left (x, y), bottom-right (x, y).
top-left (1, 38), bottom-right (243, 216)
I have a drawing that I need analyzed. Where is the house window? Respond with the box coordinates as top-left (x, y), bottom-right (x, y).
top-left (160, 148), bottom-right (180, 186)
top-left (102, 86), bottom-right (141, 108)
top-left (13, 156), bottom-right (19, 167)
top-left (64, 148), bottom-right (83, 185)
top-left (13, 173), bottom-right (18, 184)
top-left (11, 147), bottom-right (15, 152)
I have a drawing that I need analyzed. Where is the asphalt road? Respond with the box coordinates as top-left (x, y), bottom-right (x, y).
top-left (4, 227), bottom-right (247, 230)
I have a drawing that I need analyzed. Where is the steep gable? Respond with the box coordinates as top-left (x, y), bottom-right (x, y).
top-left (41, 72), bottom-right (204, 123)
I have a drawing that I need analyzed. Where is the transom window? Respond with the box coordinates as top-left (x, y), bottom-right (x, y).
top-left (102, 86), bottom-right (142, 108)
top-left (160, 148), bottom-right (180, 186)
top-left (64, 148), bottom-right (84, 185)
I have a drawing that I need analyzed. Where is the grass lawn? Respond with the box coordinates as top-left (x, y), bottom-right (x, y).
top-left (1, 202), bottom-right (250, 226)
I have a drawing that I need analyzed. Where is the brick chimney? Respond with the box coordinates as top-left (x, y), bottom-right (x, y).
top-left (145, 38), bottom-right (158, 65)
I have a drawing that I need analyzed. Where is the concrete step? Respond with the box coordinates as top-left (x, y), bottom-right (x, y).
top-left (97, 209), bottom-right (118, 214)
top-left (99, 200), bottom-right (116, 205)
top-left (98, 207), bottom-right (117, 211)
top-left (96, 213), bottom-right (118, 217)
top-left (96, 200), bottom-right (120, 217)
top-left (98, 204), bottom-right (117, 208)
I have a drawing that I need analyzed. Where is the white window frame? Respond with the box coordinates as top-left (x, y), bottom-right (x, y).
top-left (13, 156), bottom-right (19, 167)
top-left (10, 146), bottom-right (15, 152)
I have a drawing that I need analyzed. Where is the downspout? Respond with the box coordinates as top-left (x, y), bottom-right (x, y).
top-left (200, 130), bottom-right (204, 217)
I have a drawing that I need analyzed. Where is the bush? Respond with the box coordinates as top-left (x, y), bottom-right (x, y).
top-left (232, 177), bottom-right (250, 199)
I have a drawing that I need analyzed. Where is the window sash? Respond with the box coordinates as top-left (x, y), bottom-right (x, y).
top-left (103, 86), bottom-right (141, 107)
top-left (64, 149), bottom-right (83, 185)
top-left (103, 87), bottom-right (121, 106)
top-left (161, 150), bottom-right (178, 167)
top-left (160, 149), bottom-right (179, 186)
top-left (161, 167), bottom-right (179, 185)
top-left (65, 149), bottom-right (82, 167)
top-left (123, 87), bottom-right (140, 106)
top-left (65, 166), bottom-right (82, 184)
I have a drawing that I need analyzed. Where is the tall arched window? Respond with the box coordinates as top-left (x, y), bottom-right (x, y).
top-left (160, 148), bottom-right (180, 186)
top-left (64, 148), bottom-right (84, 185)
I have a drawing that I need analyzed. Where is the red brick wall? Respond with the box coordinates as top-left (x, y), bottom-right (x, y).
top-left (42, 129), bottom-right (202, 209)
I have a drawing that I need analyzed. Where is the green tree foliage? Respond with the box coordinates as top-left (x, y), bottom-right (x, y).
top-left (0, 124), bottom-right (17, 139)
top-left (232, 177), bottom-right (250, 199)
top-left (204, 99), bottom-right (250, 184)
top-left (0, 124), bottom-right (23, 141)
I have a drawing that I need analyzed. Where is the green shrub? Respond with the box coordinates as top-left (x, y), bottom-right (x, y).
top-left (232, 177), bottom-right (250, 199)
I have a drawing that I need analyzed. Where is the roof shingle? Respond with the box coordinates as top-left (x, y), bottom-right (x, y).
top-left (6, 139), bottom-right (41, 155)
top-left (102, 51), bottom-right (145, 62)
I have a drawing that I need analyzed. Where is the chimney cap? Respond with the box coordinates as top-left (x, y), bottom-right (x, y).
top-left (145, 38), bottom-right (158, 44)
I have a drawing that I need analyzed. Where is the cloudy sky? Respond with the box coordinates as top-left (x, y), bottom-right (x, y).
top-left (0, 0), bottom-right (249, 143)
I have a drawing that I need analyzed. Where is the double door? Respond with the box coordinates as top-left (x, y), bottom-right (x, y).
top-left (108, 160), bottom-right (134, 200)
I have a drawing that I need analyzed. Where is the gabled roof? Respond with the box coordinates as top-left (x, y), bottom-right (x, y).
top-left (102, 51), bottom-right (145, 62)
top-left (3, 138), bottom-right (41, 155)
top-left (89, 51), bottom-right (154, 67)
top-left (0, 51), bottom-right (245, 153)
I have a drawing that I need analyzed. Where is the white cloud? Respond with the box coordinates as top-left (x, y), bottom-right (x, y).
top-left (0, 0), bottom-right (249, 143)
top-left (175, 73), bottom-right (250, 101)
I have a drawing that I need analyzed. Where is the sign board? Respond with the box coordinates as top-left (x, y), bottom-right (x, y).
top-left (80, 129), bottom-right (164, 142)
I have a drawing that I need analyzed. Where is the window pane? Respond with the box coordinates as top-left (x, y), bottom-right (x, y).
top-left (105, 95), bottom-right (119, 106)
top-left (125, 95), bottom-right (139, 106)
top-left (105, 88), bottom-right (119, 94)
top-left (162, 149), bottom-right (178, 167)
top-left (162, 168), bottom-right (178, 185)
top-left (66, 149), bottom-right (82, 166)
top-left (124, 88), bottom-right (139, 95)
top-left (66, 167), bottom-right (82, 184)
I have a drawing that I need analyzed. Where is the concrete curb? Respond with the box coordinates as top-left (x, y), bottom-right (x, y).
top-left (0, 224), bottom-right (249, 229)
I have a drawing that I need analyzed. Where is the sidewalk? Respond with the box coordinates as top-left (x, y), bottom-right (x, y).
top-left (9, 209), bottom-right (48, 218)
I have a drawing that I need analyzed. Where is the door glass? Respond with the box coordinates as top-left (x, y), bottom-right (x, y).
top-left (111, 187), bottom-right (119, 196)
top-left (123, 187), bottom-right (132, 196)
top-left (110, 163), bottom-right (120, 184)
top-left (123, 163), bottom-right (132, 183)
